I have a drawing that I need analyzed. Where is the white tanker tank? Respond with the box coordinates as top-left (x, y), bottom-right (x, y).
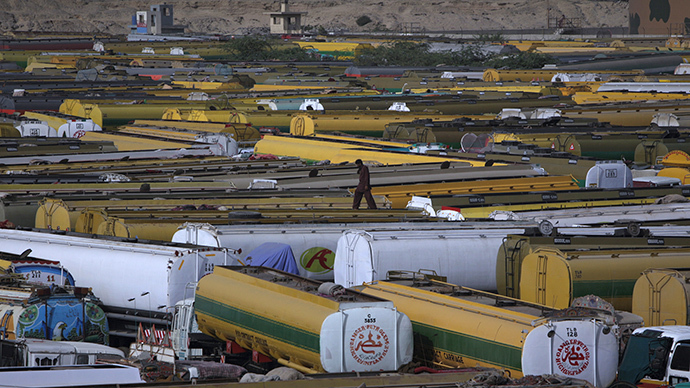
top-left (0, 228), bottom-right (238, 316)
top-left (173, 222), bottom-right (536, 283)
top-left (523, 317), bottom-right (619, 387)
top-left (521, 296), bottom-right (643, 388)
top-left (334, 228), bottom-right (525, 289)
top-left (172, 222), bottom-right (350, 281)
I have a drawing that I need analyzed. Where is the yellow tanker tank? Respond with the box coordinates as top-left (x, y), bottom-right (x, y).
top-left (132, 119), bottom-right (261, 142)
top-left (634, 140), bottom-right (690, 166)
top-left (497, 234), bottom-right (690, 299)
top-left (289, 112), bottom-right (485, 138)
top-left (657, 167), bottom-right (690, 184)
top-left (0, 123), bottom-right (20, 137)
top-left (494, 133), bottom-right (582, 156)
top-left (354, 273), bottom-right (553, 376)
top-left (660, 149), bottom-right (690, 168)
top-left (632, 268), bottom-right (690, 326)
top-left (254, 134), bottom-right (487, 166)
top-left (74, 208), bottom-right (108, 234)
top-left (96, 217), bottom-right (180, 241)
top-left (194, 266), bottom-right (413, 374)
top-left (35, 198), bottom-right (79, 232)
top-left (294, 42), bottom-right (375, 59)
top-left (79, 131), bottom-right (198, 151)
top-left (572, 91), bottom-right (690, 105)
top-left (560, 104), bottom-right (690, 127)
top-left (520, 247), bottom-right (690, 311)
top-left (162, 108), bottom-right (294, 132)
top-left (372, 175), bottom-right (579, 209)
top-left (60, 99), bottom-right (210, 129)
top-left (171, 80), bottom-right (246, 91)
top-left (482, 68), bottom-right (559, 82)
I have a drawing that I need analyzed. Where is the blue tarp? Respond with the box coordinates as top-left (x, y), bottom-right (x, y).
top-left (245, 242), bottom-right (300, 275)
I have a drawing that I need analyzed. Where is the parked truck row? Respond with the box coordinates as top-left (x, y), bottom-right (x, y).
top-left (2, 226), bottom-right (690, 388)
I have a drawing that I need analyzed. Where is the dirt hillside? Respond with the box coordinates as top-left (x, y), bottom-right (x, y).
top-left (0, 0), bottom-right (629, 36)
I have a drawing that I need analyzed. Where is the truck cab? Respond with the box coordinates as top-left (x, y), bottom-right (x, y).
top-left (171, 297), bottom-right (222, 361)
top-left (21, 339), bottom-right (124, 367)
top-left (171, 297), bottom-right (197, 360)
top-left (618, 326), bottom-right (690, 387)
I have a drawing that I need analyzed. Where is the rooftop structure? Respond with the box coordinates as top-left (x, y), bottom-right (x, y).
top-left (265, 0), bottom-right (307, 35)
top-left (130, 4), bottom-right (186, 36)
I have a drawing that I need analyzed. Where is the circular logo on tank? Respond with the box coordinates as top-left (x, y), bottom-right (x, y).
top-left (300, 247), bottom-right (334, 274)
top-left (349, 324), bottom-right (389, 366)
top-left (555, 339), bottom-right (590, 376)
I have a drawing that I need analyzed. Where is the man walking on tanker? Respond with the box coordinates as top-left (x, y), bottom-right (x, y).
top-left (353, 159), bottom-right (377, 210)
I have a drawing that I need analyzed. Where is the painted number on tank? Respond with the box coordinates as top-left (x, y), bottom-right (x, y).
top-left (365, 314), bottom-right (376, 324)
top-left (204, 263), bottom-right (215, 273)
top-left (573, 270), bottom-right (582, 279)
top-left (566, 327), bottom-right (578, 338)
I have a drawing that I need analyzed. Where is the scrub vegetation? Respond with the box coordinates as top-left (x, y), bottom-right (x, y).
top-left (222, 36), bottom-right (556, 69)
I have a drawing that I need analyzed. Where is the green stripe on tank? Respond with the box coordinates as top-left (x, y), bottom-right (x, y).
top-left (195, 294), bottom-right (320, 353)
top-left (572, 279), bottom-right (636, 299)
top-left (412, 321), bottom-right (522, 371)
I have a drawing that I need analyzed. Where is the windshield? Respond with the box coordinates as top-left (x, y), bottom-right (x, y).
top-left (618, 330), bottom-right (672, 384)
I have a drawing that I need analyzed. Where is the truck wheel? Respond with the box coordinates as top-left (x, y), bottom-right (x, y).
top-left (626, 222), bottom-right (641, 237)
top-left (538, 220), bottom-right (554, 236)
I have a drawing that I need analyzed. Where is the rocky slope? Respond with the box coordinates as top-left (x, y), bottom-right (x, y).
top-left (0, 0), bottom-right (628, 36)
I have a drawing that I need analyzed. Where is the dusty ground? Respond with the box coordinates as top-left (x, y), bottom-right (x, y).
top-left (0, 0), bottom-right (628, 36)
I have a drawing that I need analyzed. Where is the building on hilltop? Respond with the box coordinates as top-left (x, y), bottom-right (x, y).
top-left (130, 4), bottom-right (186, 36)
top-left (265, 0), bottom-right (307, 35)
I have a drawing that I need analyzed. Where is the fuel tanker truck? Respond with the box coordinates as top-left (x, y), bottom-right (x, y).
top-left (519, 247), bottom-right (690, 311)
top-left (632, 268), bottom-right (690, 327)
top-left (353, 272), bottom-right (643, 387)
top-left (172, 221), bottom-right (535, 283)
top-left (194, 265), bottom-right (414, 374)
top-left (525, 320), bottom-right (690, 388)
top-left (334, 228), bottom-right (526, 290)
top-left (522, 311), bottom-right (690, 388)
top-left (0, 228), bottom-right (239, 348)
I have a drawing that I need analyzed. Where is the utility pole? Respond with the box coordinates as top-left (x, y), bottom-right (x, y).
top-left (546, 0), bottom-right (551, 28)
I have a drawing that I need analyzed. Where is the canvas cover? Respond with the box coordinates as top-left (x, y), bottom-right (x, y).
top-left (245, 242), bottom-right (300, 275)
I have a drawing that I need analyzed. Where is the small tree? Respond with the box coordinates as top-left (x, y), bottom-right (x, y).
top-left (274, 46), bottom-right (313, 61)
top-left (485, 51), bottom-right (555, 69)
top-left (222, 36), bottom-right (273, 61)
top-left (473, 33), bottom-right (505, 43)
